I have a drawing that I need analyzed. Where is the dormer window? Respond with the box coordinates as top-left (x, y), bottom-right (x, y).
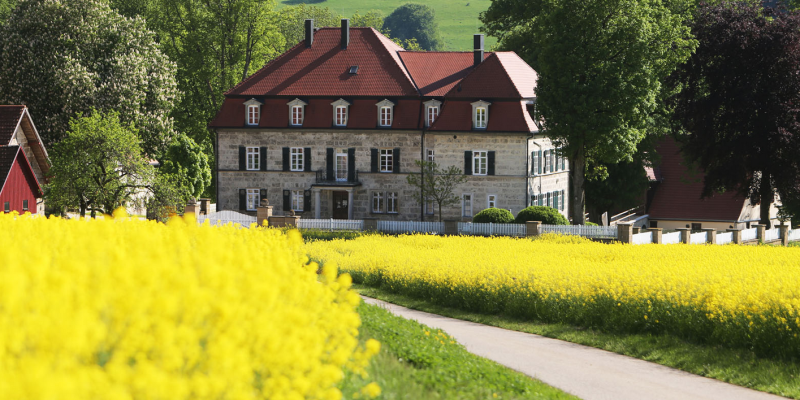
top-left (423, 99), bottom-right (442, 127)
top-left (376, 99), bottom-right (395, 127)
top-left (471, 100), bottom-right (491, 130)
top-left (287, 98), bottom-right (308, 126)
top-left (244, 98), bottom-right (263, 126)
top-left (331, 98), bottom-right (351, 127)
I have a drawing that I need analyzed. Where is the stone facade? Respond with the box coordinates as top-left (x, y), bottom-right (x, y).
top-left (218, 128), bottom-right (571, 221)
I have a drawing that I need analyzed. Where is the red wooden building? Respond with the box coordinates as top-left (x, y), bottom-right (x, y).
top-left (0, 105), bottom-right (49, 214)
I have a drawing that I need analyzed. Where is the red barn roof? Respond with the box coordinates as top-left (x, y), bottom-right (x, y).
top-left (0, 106), bottom-right (25, 145)
top-left (399, 51), bottom-right (490, 97)
top-left (647, 138), bottom-right (746, 221)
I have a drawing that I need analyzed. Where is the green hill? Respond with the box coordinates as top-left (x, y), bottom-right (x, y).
top-left (277, 0), bottom-right (497, 51)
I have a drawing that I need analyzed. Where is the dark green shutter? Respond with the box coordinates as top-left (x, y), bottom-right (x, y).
top-left (487, 151), bottom-right (495, 176)
top-left (283, 190), bottom-right (291, 211)
top-left (239, 189), bottom-right (246, 210)
top-left (561, 190), bottom-right (565, 210)
top-left (239, 146), bottom-right (246, 171)
top-left (260, 147), bottom-right (267, 171)
top-left (531, 151), bottom-right (536, 175)
top-left (464, 151), bottom-right (472, 175)
top-left (370, 148), bottom-right (378, 172)
top-left (537, 150), bottom-right (542, 174)
top-left (347, 148), bottom-right (356, 181)
top-left (393, 148), bottom-right (400, 173)
top-left (304, 148), bottom-right (312, 171)
top-left (326, 148), bottom-right (334, 180)
top-left (304, 190), bottom-right (311, 212)
top-left (282, 147), bottom-right (290, 171)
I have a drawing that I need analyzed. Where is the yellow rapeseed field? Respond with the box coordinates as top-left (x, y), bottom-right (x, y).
top-left (306, 233), bottom-right (800, 358)
top-left (0, 211), bottom-right (378, 400)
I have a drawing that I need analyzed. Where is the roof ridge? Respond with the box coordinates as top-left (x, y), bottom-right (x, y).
top-left (225, 40), bottom-right (307, 96)
top-left (366, 27), bottom-right (418, 95)
top-left (442, 52), bottom-right (522, 99)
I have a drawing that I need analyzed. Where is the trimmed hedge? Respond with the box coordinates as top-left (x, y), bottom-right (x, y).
top-left (514, 206), bottom-right (569, 225)
top-left (472, 208), bottom-right (515, 224)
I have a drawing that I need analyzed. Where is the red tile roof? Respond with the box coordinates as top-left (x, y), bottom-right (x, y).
top-left (227, 28), bottom-right (418, 97)
top-left (445, 52), bottom-right (538, 99)
top-left (0, 106), bottom-right (25, 145)
top-left (399, 52), bottom-right (490, 96)
top-left (647, 138), bottom-right (746, 221)
top-left (428, 100), bottom-right (537, 132)
top-left (0, 146), bottom-right (18, 187)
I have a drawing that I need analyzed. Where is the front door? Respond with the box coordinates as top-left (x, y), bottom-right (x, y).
top-left (332, 191), bottom-right (349, 219)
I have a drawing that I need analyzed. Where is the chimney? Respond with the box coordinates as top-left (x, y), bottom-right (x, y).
top-left (341, 19), bottom-right (350, 50)
top-left (305, 19), bottom-right (314, 48)
top-left (474, 34), bottom-right (484, 66)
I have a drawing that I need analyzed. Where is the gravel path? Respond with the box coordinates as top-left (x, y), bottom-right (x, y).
top-left (362, 296), bottom-right (788, 400)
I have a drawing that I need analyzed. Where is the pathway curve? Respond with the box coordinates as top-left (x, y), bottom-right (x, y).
top-left (362, 296), bottom-right (788, 400)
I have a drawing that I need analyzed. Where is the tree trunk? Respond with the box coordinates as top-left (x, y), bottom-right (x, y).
top-left (438, 202), bottom-right (443, 223)
top-left (79, 199), bottom-right (86, 218)
top-left (760, 170), bottom-right (773, 228)
top-left (570, 147), bottom-right (586, 225)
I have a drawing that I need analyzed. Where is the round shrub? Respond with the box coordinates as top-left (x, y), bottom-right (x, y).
top-left (514, 206), bottom-right (569, 225)
top-left (473, 208), bottom-right (515, 224)
top-left (585, 221), bottom-right (599, 226)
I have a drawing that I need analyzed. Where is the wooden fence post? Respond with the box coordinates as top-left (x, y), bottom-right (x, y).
top-left (526, 221), bottom-right (542, 237)
top-left (727, 229), bottom-right (742, 245)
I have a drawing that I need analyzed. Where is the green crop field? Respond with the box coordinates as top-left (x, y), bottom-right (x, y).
top-left (277, 0), bottom-right (499, 51)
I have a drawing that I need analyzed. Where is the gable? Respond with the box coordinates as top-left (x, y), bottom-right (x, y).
top-left (0, 146), bottom-right (42, 199)
top-left (0, 106), bottom-right (25, 145)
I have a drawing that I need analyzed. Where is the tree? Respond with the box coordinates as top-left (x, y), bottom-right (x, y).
top-left (275, 6), bottom-right (387, 52)
top-left (160, 133), bottom-right (212, 199)
top-left (482, 0), bottom-right (696, 224)
top-left (46, 111), bottom-right (155, 218)
top-left (670, 2), bottom-right (800, 228)
top-left (585, 157), bottom-right (651, 224)
top-left (384, 3), bottom-right (443, 51)
top-left (406, 160), bottom-right (468, 222)
top-left (0, 0), bottom-right (15, 23)
top-left (0, 0), bottom-right (179, 156)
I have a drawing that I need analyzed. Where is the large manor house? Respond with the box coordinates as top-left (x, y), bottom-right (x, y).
top-left (211, 20), bottom-right (570, 221)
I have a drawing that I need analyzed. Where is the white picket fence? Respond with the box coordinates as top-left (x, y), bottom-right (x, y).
top-left (197, 210), bottom-right (257, 227)
top-left (717, 231), bottom-right (733, 245)
top-left (298, 219), bottom-right (364, 231)
top-left (632, 231), bottom-right (653, 245)
top-left (540, 224), bottom-right (618, 239)
top-left (459, 222), bottom-right (527, 237)
top-left (379, 220), bottom-right (444, 234)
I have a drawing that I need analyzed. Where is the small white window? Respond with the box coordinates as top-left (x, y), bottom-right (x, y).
top-left (462, 194), bottom-right (472, 217)
top-left (336, 149), bottom-right (348, 181)
top-left (380, 149), bottom-right (393, 173)
top-left (472, 150), bottom-right (487, 175)
top-left (246, 189), bottom-right (259, 211)
top-left (475, 107), bottom-right (487, 129)
top-left (248, 105), bottom-right (259, 125)
top-left (291, 190), bottom-right (304, 211)
top-left (487, 194), bottom-right (496, 209)
top-left (246, 147), bottom-right (259, 170)
top-left (427, 106), bottom-right (439, 126)
top-left (380, 106), bottom-right (392, 126)
top-left (387, 192), bottom-right (398, 213)
top-left (290, 147), bottom-right (304, 171)
top-left (336, 106), bottom-right (347, 126)
top-left (544, 150), bottom-right (550, 173)
top-left (427, 149), bottom-right (435, 162)
top-left (292, 106), bottom-right (303, 126)
top-left (372, 192), bottom-right (384, 213)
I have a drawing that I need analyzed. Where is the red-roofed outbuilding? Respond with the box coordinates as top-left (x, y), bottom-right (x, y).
top-left (0, 105), bottom-right (49, 214)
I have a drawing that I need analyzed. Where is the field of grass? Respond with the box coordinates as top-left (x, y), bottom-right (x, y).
top-left (340, 302), bottom-right (578, 400)
top-left (277, 0), bottom-right (498, 51)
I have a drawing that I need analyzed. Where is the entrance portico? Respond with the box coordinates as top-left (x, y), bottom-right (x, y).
top-left (313, 186), bottom-right (355, 219)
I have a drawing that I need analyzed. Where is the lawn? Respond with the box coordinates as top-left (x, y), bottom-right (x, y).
top-left (340, 302), bottom-right (578, 400)
top-left (276, 0), bottom-right (498, 51)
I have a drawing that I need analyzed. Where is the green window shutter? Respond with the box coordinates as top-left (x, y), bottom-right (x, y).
top-left (537, 150), bottom-right (542, 174)
top-left (283, 190), bottom-right (291, 211)
top-left (393, 148), bottom-right (401, 173)
top-left (282, 147), bottom-right (290, 171)
top-left (464, 151), bottom-right (472, 175)
top-left (304, 148), bottom-right (312, 171)
top-left (326, 148), bottom-right (334, 180)
top-left (487, 151), bottom-right (496, 176)
top-left (370, 148), bottom-right (378, 173)
top-left (239, 189), bottom-right (246, 210)
top-left (239, 146), bottom-right (246, 171)
top-left (259, 147), bottom-right (267, 171)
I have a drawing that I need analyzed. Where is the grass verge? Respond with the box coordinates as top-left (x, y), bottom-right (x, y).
top-left (353, 284), bottom-right (800, 399)
top-left (339, 302), bottom-right (578, 400)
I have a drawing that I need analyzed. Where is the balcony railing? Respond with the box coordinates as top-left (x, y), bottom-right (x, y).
top-left (314, 169), bottom-right (360, 186)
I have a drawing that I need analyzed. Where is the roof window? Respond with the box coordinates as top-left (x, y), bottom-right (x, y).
top-left (349, 66), bottom-right (359, 74)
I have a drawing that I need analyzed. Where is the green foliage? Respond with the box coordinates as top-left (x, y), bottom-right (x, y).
top-left (297, 228), bottom-right (366, 242)
top-left (406, 160), bottom-right (468, 221)
top-left (515, 206), bottom-right (568, 225)
top-left (585, 221), bottom-right (599, 226)
top-left (384, 3), bottom-right (443, 50)
top-left (0, 0), bottom-right (15, 23)
top-left (473, 207), bottom-right (514, 224)
top-left (482, 0), bottom-right (696, 223)
top-left (585, 157), bottom-right (650, 223)
top-left (0, 0), bottom-right (178, 156)
top-left (159, 133), bottom-right (212, 198)
top-left (45, 111), bottom-right (155, 217)
top-left (276, 4), bottom-right (342, 51)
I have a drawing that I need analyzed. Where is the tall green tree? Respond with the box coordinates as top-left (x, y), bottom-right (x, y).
top-left (0, 0), bottom-right (15, 23)
top-left (670, 2), bottom-right (800, 228)
top-left (482, 0), bottom-right (696, 224)
top-left (0, 0), bottom-right (178, 156)
top-left (46, 111), bottom-right (155, 218)
top-left (384, 3), bottom-right (443, 50)
top-left (160, 133), bottom-right (212, 199)
top-left (407, 160), bottom-right (468, 221)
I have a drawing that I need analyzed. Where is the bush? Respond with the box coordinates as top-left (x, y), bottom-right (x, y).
top-left (585, 221), bottom-right (599, 226)
top-left (473, 208), bottom-right (515, 224)
top-left (514, 206), bottom-right (569, 225)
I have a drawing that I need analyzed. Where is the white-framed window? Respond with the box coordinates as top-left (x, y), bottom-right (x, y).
top-left (380, 107), bottom-right (392, 126)
top-left (387, 192), bottom-right (398, 213)
top-left (472, 150), bottom-right (487, 175)
top-left (553, 191), bottom-right (559, 211)
top-left (471, 100), bottom-right (491, 130)
top-left (291, 190), bottom-right (304, 211)
top-left (336, 149), bottom-right (348, 181)
top-left (531, 194), bottom-right (538, 207)
top-left (427, 149), bottom-right (435, 162)
top-left (246, 147), bottom-right (259, 170)
top-left (462, 193), bottom-right (473, 217)
top-left (22, 199), bottom-right (28, 211)
top-left (244, 98), bottom-right (263, 126)
top-left (423, 99), bottom-right (442, 127)
top-left (380, 149), bottom-right (393, 173)
top-left (292, 106), bottom-right (303, 126)
top-left (331, 98), bottom-right (351, 126)
top-left (544, 150), bottom-right (550, 173)
top-left (372, 191), bottom-right (384, 213)
top-left (246, 188), bottom-right (259, 211)
top-left (546, 192), bottom-right (552, 208)
top-left (487, 194), bottom-right (496, 209)
top-left (290, 147), bottom-right (304, 171)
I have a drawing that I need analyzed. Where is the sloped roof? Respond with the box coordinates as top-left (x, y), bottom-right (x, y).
top-left (399, 52), bottom-right (490, 97)
top-left (0, 106), bottom-right (25, 145)
top-left (0, 146), bottom-right (17, 188)
top-left (227, 27), bottom-right (418, 97)
top-left (648, 138), bottom-right (746, 221)
top-left (445, 52), bottom-right (538, 99)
